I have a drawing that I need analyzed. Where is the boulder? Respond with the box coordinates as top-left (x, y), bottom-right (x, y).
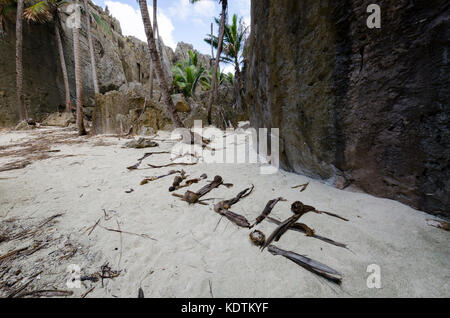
top-left (123, 137), bottom-right (158, 149)
top-left (172, 94), bottom-right (191, 113)
top-left (92, 82), bottom-right (172, 135)
top-left (42, 112), bottom-right (75, 127)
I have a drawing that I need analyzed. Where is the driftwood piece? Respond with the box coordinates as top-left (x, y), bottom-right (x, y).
top-left (81, 286), bottom-right (95, 298)
top-left (216, 209), bottom-right (251, 228)
top-left (212, 185), bottom-right (254, 228)
top-left (173, 175), bottom-right (229, 205)
top-left (147, 162), bottom-right (197, 169)
top-left (127, 151), bottom-right (170, 170)
top-left (266, 216), bottom-right (347, 249)
top-left (196, 175), bottom-right (225, 197)
top-left (20, 289), bottom-right (74, 298)
top-left (169, 173), bottom-right (207, 192)
top-left (261, 201), bottom-right (317, 251)
top-left (268, 245), bottom-right (342, 284)
top-left (0, 246), bottom-right (29, 262)
top-left (141, 169), bottom-right (181, 185)
top-left (213, 185), bottom-right (254, 213)
top-left (316, 210), bottom-right (349, 222)
top-left (291, 182), bottom-right (309, 192)
top-left (252, 197), bottom-right (286, 227)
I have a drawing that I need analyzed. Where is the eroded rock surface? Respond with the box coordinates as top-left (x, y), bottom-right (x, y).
top-left (245, 0), bottom-right (450, 216)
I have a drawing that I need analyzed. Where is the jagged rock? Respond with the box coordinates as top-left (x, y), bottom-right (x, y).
top-left (123, 137), bottom-right (158, 149)
top-left (14, 120), bottom-right (36, 131)
top-left (92, 83), bottom-right (172, 135)
top-left (245, 0), bottom-right (450, 216)
top-left (42, 112), bottom-right (75, 127)
top-left (174, 42), bottom-right (211, 69)
top-left (172, 94), bottom-right (191, 112)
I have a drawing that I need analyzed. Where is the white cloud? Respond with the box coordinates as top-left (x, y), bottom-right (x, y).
top-left (168, 0), bottom-right (218, 22)
top-left (105, 1), bottom-right (177, 49)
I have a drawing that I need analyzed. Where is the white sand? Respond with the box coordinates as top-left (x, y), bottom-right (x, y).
top-left (0, 126), bottom-right (448, 298)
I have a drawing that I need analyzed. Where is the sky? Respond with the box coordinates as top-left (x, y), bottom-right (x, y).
top-left (92, 0), bottom-right (251, 73)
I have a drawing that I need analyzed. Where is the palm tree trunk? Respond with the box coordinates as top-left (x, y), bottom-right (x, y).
top-left (54, 22), bottom-right (71, 112)
top-left (16, 0), bottom-right (28, 120)
top-left (234, 62), bottom-right (242, 111)
top-left (149, 0), bottom-right (156, 99)
top-left (138, 0), bottom-right (184, 128)
top-left (207, 0), bottom-right (227, 125)
top-left (83, 0), bottom-right (99, 95)
top-left (73, 0), bottom-right (86, 135)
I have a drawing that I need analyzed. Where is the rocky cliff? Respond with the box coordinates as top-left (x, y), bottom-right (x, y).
top-left (245, 0), bottom-right (450, 216)
top-left (0, 1), bottom-right (208, 126)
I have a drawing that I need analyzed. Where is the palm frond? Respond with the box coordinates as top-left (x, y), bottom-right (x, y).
top-left (23, 1), bottom-right (52, 24)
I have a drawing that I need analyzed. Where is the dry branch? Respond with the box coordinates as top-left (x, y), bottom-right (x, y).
top-left (252, 197), bottom-right (286, 227)
top-left (268, 245), bottom-right (342, 284)
top-left (266, 216), bottom-right (347, 249)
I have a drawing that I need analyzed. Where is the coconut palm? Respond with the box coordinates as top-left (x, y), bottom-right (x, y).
top-left (72, 0), bottom-right (86, 135)
top-left (199, 68), bottom-right (230, 91)
top-left (190, 0), bottom-right (227, 125)
top-left (137, 0), bottom-right (184, 128)
top-left (148, 0), bottom-right (156, 99)
top-left (205, 14), bottom-right (248, 110)
top-left (24, 0), bottom-right (72, 111)
top-left (15, 0), bottom-right (28, 120)
top-left (81, 0), bottom-right (98, 95)
top-left (172, 50), bottom-right (204, 97)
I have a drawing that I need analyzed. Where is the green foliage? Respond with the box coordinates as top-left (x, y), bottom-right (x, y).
top-left (23, 1), bottom-right (51, 23)
top-left (172, 50), bottom-right (205, 97)
top-left (204, 14), bottom-right (248, 67)
top-left (199, 68), bottom-right (232, 91)
top-left (90, 10), bottom-right (112, 37)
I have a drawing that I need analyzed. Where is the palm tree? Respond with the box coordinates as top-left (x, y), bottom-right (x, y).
top-left (24, 0), bottom-right (72, 112)
top-left (82, 0), bottom-right (99, 95)
top-left (190, 0), bottom-right (227, 125)
top-left (172, 50), bottom-right (204, 97)
top-left (72, 0), bottom-right (86, 135)
top-left (205, 14), bottom-right (248, 110)
top-left (137, 0), bottom-right (183, 128)
top-left (148, 0), bottom-right (156, 99)
top-left (15, 0), bottom-right (28, 120)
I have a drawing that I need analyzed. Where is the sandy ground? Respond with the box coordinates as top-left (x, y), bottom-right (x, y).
top-left (0, 126), bottom-right (449, 298)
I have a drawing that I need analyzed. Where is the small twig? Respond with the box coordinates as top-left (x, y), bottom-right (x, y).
top-left (209, 280), bottom-right (214, 298)
top-left (214, 216), bottom-right (223, 232)
top-left (87, 217), bottom-right (101, 236)
top-left (81, 286), bottom-right (95, 298)
top-left (98, 224), bottom-right (157, 241)
top-left (116, 220), bottom-right (123, 268)
top-left (21, 289), bottom-right (73, 298)
top-left (291, 182), bottom-right (309, 192)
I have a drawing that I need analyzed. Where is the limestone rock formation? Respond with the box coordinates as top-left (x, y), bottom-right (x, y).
top-left (245, 0), bottom-right (450, 216)
top-left (92, 82), bottom-right (172, 135)
top-left (42, 112), bottom-right (75, 127)
top-left (0, 1), bottom-right (170, 126)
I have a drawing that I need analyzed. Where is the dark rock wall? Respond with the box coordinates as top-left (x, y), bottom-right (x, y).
top-left (245, 0), bottom-right (449, 216)
top-left (0, 22), bottom-right (62, 126)
top-left (0, 2), bottom-right (156, 125)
